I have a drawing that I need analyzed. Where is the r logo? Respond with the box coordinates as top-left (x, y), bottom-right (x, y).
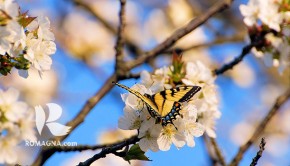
top-left (35, 103), bottom-right (70, 136)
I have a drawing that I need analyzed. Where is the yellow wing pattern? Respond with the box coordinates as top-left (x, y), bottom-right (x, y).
top-left (152, 86), bottom-right (201, 116)
top-left (113, 82), bottom-right (201, 127)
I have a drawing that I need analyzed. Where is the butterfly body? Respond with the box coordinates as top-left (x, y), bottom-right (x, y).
top-left (113, 82), bottom-right (201, 127)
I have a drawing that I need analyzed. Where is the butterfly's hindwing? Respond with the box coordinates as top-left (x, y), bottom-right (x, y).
top-left (161, 102), bottom-right (182, 126)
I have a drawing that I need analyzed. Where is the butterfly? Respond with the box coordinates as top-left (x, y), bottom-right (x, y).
top-left (113, 82), bottom-right (201, 127)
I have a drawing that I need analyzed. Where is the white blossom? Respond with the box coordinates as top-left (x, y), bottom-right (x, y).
top-left (0, 88), bottom-right (36, 165)
top-left (118, 61), bottom-right (220, 152)
top-left (0, 1), bottom-right (56, 78)
top-left (240, 0), bottom-right (289, 74)
top-left (0, 0), bottom-right (19, 18)
top-left (24, 16), bottom-right (56, 76)
top-left (0, 88), bottom-right (27, 122)
top-left (157, 124), bottom-right (186, 151)
top-left (182, 61), bottom-right (221, 138)
top-left (139, 124), bottom-right (161, 152)
top-left (179, 104), bottom-right (204, 147)
top-left (258, 0), bottom-right (282, 32)
top-left (118, 106), bottom-right (142, 130)
top-left (0, 26), bottom-right (11, 55)
top-left (0, 135), bottom-right (18, 164)
top-left (239, 0), bottom-right (261, 26)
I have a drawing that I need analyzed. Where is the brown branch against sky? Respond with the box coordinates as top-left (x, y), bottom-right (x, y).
top-left (164, 33), bottom-right (245, 54)
top-left (77, 135), bottom-right (140, 166)
top-left (250, 138), bottom-right (266, 166)
top-left (43, 134), bottom-right (138, 153)
top-left (31, 74), bottom-right (117, 166)
top-left (32, 0), bottom-right (235, 165)
top-left (115, 0), bottom-right (127, 77)
top-left (229, 89), bottom-right (290, 166)
top-left (73, 0), bottom-right (143, 56)
top-left (210, 138), bottom-right (226, 166)
top-left (126, 0), bottom-right (234, 69)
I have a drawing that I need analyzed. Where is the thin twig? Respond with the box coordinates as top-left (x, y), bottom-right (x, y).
top-left (77, 135), bottom-right (140, 166)
top-left (164, 34), bottom-right (245, 54)
top-left (210, 137), bottom-right (226, 166)
top-left (73, 0), bottom-right (116, 33)
top-left (31, 74), bottom-right (117, 166)
top-left (115, 0), bottom-right (126, 76)
top-left (73, 0), bottom-right (143, 56)
top-left (250, 138), bottom-right (266, 166)
top-left (229, 89), bottom-right (290, 166)
top-left (203, 136), bottom-right (219, 166)
top-left (214, 29), bottom-right (273, 75)
top-left (43, 136), bottom-right (137, 153)
top-left (32, 1), bottom-right (235, 165)
top-left (214, 44), bottom-right (254, 75)
top-left (127, 0), bottom-right (234, 69)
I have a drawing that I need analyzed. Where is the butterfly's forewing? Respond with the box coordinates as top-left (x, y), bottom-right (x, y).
top-left (177, 86), bottom-right (201, 102)
top-left (114, 82), bottom-right (158, 111)
top-left (152, 86), bottom-right (201, 112)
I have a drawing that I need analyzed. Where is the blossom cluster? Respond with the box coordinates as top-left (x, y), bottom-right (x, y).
top-left (0, 88), bottom-right (36, 164)
top-left (239, 0), bottom-right (290, 73)
top-left (118, 61), bottom-right (221, 152)
top-left (0, 0), bottom-right (56, 77)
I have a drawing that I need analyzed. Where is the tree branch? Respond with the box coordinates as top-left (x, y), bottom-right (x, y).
top-left (229, 89), bottom-right (290, 166)
top-left (43, 135), bottom-right (137, 153)
top-left (77, 135), bottom-right (140, 166)
top-left (214, 44), bottom-right (254, 75)
top-left (214, 28), bottom-right (273, 75)
top-left (126, 0), bottom-right (234, 69)
top-left (250, 138), bottom-right (266, 166)
top-left (210, 137), bottom-right (226, 166)
top-left (164, 34), bottom-right (245, 54)
top-left (115, 0), bottom-right (127, 77)
top-left (32, 1), bottom-right (235, 165)
top-left (73, 0), bottom-right (143, 56)
top-left (31, 74), bottom-right (117, 166)
top-left (203, 136), bottom-right (226, 166)
top-left (203, 136), bottom-right (220, 166)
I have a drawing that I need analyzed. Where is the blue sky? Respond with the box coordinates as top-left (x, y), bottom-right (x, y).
top-left (16, 0), bottom-right (290, 165)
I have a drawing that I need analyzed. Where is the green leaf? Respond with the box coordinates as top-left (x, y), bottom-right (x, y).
top-left (123, 144), bottom-right (151, 163)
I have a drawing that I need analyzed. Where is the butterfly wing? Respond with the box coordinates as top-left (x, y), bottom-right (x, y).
top-left (113, 82), bottom-right (158, 111)
top-left (152, 86), bottom-right (201, 126)
top-left (152, 86), bottom-right (201, 112)
top-left (114, 82), bottom-right (201, 127)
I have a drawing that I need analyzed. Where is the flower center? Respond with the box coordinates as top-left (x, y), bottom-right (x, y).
top-left (132, 119), bottom-right (141, 129)
top-left (162, 125), bottom-right (176, 137)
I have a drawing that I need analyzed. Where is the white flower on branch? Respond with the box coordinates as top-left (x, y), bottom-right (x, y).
top-left (0, 26), bottom-right (11, 55)
top-left (258, 0), bottom-right (282, 32)
top-left (182, 61), bottom-right (221, 138)
top-left (0, 0), bottom-right (19, 18)
top-left (240, 0), bottom-right (290, 74)
top-left (139, 124), bottom-right (161, 152)
top-left (117, 60), bottom-right (220, 152)
top-left (24, 16), bottom-right (56, 76)
top-left (0, 0), bottom-right (56, 77)
top-left (157, 124), bottom-right (186, 151)
top-left (239, 0), bottom-right (261, 26)
top-left (0, 88), bottom-right (36, 165)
